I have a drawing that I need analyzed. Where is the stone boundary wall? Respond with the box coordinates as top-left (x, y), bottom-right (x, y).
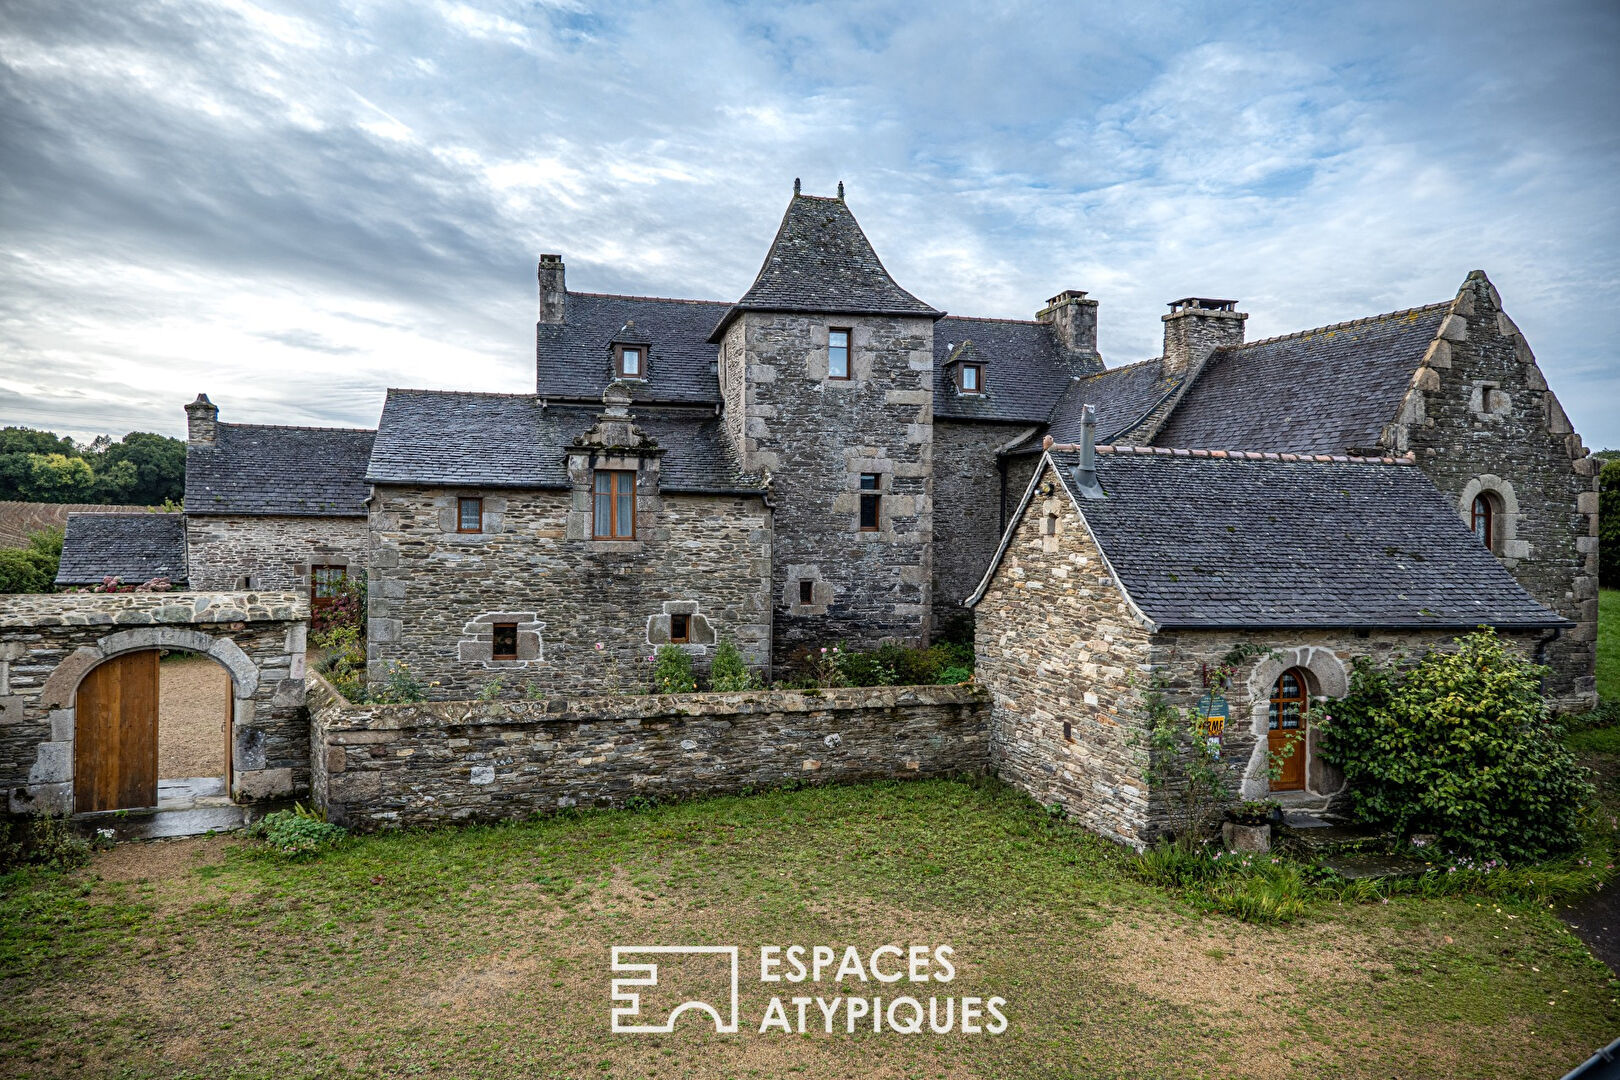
top-left (309, 676), bottom-right (988, 829)
top-left (1, 592), bottom-right (309, 813)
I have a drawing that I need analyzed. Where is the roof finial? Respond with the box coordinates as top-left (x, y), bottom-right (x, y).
top-left (837, 180), bottom-right (845, 201)
top-left (793, 177), bottom-right (801, 195)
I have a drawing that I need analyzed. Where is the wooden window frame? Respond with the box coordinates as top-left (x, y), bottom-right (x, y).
top-left (798, 580), bottom-right (814, 605)
top-left (1471, 493), bottom-right (1495, 551)
top-left (456, 496), bottom-right (483, 534)
top-left (958, 362), bottom-right (984, 395)
top-left (310, 564), bottom-right (346, 610)
top-left (491, 622), bottom-right (519, 661)
top-left (669, 613), bottom-right (690, 644)
top-left (858, 473), bottom-right (881, 532)
top-left (614, 343), bottom-right (646, 380)
top-left (827, 328), bottom-right (851, 380)
top-left (592, 469), bottom-right (637, 539)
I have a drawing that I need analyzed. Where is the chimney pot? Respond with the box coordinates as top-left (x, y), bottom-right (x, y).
top-left (1036, 289), bottom-right (1102, 376)
top-left (184, 393), bottom-right (218, 446)
top-left (1162, 297), bottom-right (1247, 378)
top-left (538, 255), bottom-right (567, 324)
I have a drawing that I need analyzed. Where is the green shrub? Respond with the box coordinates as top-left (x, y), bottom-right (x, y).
top-left (476, 679), bottom-right (503, 701)
top-left (247, 803), bottom-right (346, 858)
top-left (936, 664), bottom-right (973, 685)
top-left (0, 811), bottom-right (92, 872)
top-left (652, 645), bottom-right (696, 694)
top-left (1319, 628), bottom-right (1592, 862)
top-left (0, 528), bottom-right (61, 594)
top-left (836, 648), bottom-right (895, 687)
top-left (708, 639), bottom-right (757, 692)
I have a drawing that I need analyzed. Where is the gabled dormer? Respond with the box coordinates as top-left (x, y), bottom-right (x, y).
top-left (943, 340), bottom-right (988, 397)
top-left (610, 319), bottom-right (651, 381)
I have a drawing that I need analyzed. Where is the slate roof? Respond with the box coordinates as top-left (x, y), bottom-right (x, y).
top-left (971, 446), bottom-right (1566, 630)
top-left (1046, 360), bottom-right (1184, 444)
top-left (55, 513), bottom-right (187, 586)
top-left (185, 424), bottom-right (375, 517)
top-left (932, 316), bottom-right (1082, 424)
top-left (1152, 304), bottom-right (1450, 454)
top-left (708, 194), bottom-right (940, 341)
top-left (367, 390), bottom-right (765, 494)
top-left (536, 293), bottom-right (726, 406)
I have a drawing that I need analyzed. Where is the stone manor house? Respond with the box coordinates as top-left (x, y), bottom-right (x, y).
top-left (44, 183), bottom-right (1600, 830)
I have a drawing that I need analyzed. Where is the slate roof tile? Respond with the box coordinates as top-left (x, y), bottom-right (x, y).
top-left (1013, 448), bottom-right (1565, 629)
top-left (367, 389), bottom-right (764, 494)
top-left (932, 316), bottom-right (1080, 424)
top-left (537, 293), bottom-right (727, 406)
top-left (55, 513), bottom-right (187, 586)
top-left (185, 424), bottom-right (375, 517)
top-left (1046, 359), bottom-right (1184, 443)
top-left (708, 194), bottom-right (939, 340)
top-left (1153, 304), bottom-right (1450, 454)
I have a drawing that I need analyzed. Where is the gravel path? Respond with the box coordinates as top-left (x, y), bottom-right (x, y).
top-left (158, 653), bottom-right (229, 779)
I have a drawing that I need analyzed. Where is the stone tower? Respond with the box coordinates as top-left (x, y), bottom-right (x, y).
top-left (709, 184), bottom-right (942, 664)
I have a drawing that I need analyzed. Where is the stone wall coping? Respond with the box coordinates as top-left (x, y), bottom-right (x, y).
top-left (0, 591), bottom-right (305, 628)
top-left (308, 671), bottom-right (985, 732)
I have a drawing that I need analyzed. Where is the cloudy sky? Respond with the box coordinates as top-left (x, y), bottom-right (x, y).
top-left (2, 0), bottom-right (1616, 448)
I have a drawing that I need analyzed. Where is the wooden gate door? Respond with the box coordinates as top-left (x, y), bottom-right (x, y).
top-left (1267, 668), bottom-right (1308, 792)
top-left (74, 651), bottom-right (159, 813)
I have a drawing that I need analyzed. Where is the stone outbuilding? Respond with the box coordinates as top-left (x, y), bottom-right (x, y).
top-left (968, 431), bottom-right (1570, 849)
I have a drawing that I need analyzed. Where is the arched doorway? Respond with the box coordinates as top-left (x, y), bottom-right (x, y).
top-left (1267, 668), bottom-right (1309, 792)
top-left (74, 648), bottom-right (233, 814)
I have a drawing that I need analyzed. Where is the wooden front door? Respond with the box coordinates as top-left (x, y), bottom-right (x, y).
top-left (1267, 668), bottom-right (1308, 792)
top-left (74, 651), bottom-right (159, 813)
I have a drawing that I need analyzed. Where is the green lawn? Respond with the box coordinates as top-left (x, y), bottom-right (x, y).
top-left (1, 779), bottom-right (1615, 1079)
top-left (1599, 588), bottom-right (1619, 702)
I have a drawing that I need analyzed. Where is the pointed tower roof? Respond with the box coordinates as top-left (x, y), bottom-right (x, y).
top-left (708, 187), bottom-right (941, 341)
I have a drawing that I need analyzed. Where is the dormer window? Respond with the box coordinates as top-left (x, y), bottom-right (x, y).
top-left (828, 328), bottom-right (851, 379)
top-left (615, 344), bottom-right (645, 380)
top-left (959, 362), bottom-right (984, 394)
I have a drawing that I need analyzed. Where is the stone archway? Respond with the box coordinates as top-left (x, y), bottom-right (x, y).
top-left (1238, 646), bottom-right (1349, 800)
top-left (3, 591), bottom-right (308, 815)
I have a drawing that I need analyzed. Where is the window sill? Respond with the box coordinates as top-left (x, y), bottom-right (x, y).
top-left (586, 539), bottom-right (644, 554)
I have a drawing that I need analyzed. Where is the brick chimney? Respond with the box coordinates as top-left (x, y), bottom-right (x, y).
top-left (185, 393), bottom-right (218, 446)
top-left (1162, 298), bottom-right (1246, 378)
top-left (538, 254), bottom-right (567, 324)
top-left (1036, 290), bottom-right (1102, 375)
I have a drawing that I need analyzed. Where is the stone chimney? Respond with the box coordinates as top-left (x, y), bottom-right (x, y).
top-left (185, 393), bottom-right (218, 446)
top-left (1162, 298), bottom-right (1246, 378)
top-left (1036, 290), bottom-right (1102, 374)
top-left (538, 254), bottom-right (567, 324)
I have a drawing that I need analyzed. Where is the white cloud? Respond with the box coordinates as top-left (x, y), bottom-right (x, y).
top-left (0, 0), bottom-right (1614, 448)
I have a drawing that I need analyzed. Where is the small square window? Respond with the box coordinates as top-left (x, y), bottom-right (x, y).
top-left (960, 363), bottom-right (983, 394)
top-left (457, 497), bottom-right (483, 533)
top-left (311, 565), bottom-right (346, 608)
top-left (859, 473), bottom-right (881, 532)
top-left (492, 623), bottom-right (518, 661)
top-left (799, 580), bottom-right (814, 605)
top-left (828, 328), bottom-right (850, 379)
top-left (616, 345), bottom-right (644, 379)
top-left (670, 613), bottom-right (690, 643)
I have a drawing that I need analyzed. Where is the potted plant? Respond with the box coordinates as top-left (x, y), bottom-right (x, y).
top-left (1222, 800), bottom-right (1273, 853)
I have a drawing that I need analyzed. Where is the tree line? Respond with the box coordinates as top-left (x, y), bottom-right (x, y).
top-left (0, 427), bottom-right (185, 506)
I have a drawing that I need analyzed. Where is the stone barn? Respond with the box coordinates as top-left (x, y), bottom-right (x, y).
top-left (968, 429), bottom-right (1570, 848)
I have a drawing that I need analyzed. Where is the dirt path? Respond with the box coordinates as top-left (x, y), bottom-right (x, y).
top-left (158, 653), bottom-right (228, 779)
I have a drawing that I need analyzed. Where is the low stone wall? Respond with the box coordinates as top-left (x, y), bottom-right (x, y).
top-left (309, 677), bottom-right (989, 829)
top-left (1, 592), bottom-right (308, 813)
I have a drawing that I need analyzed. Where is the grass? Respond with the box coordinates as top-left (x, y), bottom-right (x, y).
top-left (1, 778), bottom-right (1616, 1079)
top-left (1599, 588), bottom-right (1619, 702)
